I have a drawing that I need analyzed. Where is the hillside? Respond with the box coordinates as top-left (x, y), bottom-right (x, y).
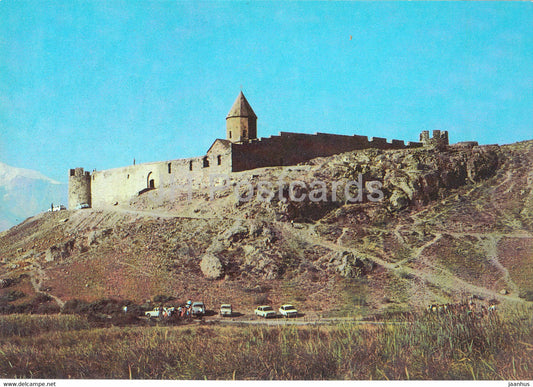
top-left (0, 141), bottom-right (532, 317)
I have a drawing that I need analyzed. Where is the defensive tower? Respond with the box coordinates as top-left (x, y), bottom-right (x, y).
top-left (68, 167), bottom-right (91, 209)
top-left (420, 130), bottom-right (449, 148)
top-left (226, 91), bottom-right (257, 143)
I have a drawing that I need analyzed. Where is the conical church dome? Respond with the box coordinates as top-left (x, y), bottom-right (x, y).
top-left (226, 91), bottom-right (257, 119)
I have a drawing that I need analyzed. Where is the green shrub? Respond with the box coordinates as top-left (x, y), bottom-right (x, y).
top-left (34, 303), bottom-right (61, 314)
top-left (0, 303), bottom-right (15, 314)
top-left (153, 294), bottom-right (175, 304)
top-left (0, 293), bottom-right (59, 315)
top-left (0, 290), bottom-right (26, 302)
top-left (31, 293), bottom-right (54, 305)
top-left (88, 298), bottom-right (124, 315)
top-left (62, 299), bottom-right (90, 314)
top-left (519, 290), bottom-right (533, 301)
top-left (254, 294), bottom-right (270, 305)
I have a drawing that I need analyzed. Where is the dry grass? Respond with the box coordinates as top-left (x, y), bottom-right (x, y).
top-left (0, 307), bottom-right (531, 380)
top-left (0, 314), bottom-right (89, 337)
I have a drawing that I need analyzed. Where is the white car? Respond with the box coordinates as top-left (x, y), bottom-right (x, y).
top-left (279, 304), bottom-right (298, 318)
top-left (145, 307), bottom-right (173, 318)
top-left (254, 305), bottom-right (276, 318)
top-left (220, 304), bottom-right (233, 317)
top-left (47, 205), bottom-right (66, 212)
top-left (191, 302), bottom-right (205, 317)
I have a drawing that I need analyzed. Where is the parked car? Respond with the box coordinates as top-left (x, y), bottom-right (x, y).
top-left (47, 205), bottom-right (66, 212)
top-left (254, 305), bottom-right (276, 318)
top-left (279, 304), bottom-right (298, 318)
top-left (191, 302), bottom-right (205, 318)
top-left (220, 304), bottom-right (233, 317)
top-left (75, 203), bottom-right (90, 210)
top-left (145, 307), bottom-right (173, 318)
top-left (55, 205), bottom-right (66, 211)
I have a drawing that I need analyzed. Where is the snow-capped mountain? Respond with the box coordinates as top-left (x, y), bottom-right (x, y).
top-left (0, 162), bottom-right (68, 231)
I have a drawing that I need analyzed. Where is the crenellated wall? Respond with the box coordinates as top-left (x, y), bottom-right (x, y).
top-left (420, 130), bottom-right (449, 148)
top-left (231, 132), bottom-right (422, 172)
top-left (69, 131), bottom-right (429, 208)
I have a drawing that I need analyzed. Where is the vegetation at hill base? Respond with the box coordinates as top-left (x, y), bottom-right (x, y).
top-left (0, 307), bottom-right (531, 380)
top-left (0, 141), bottom-right (532, 379)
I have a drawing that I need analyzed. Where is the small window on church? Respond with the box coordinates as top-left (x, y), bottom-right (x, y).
top-left (217, 155), bottom-right (222, 165)
top-left (229, 131), bottom-right (232, 139)
top-left (168, 163), bottom-right (172, 174)
top-left (189, 160), bottom-right (193, 171)
top-left (203, 156), bottom-right (209, 168)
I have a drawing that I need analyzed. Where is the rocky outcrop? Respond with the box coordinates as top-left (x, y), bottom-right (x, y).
top-left (221, 221), bottom-right (249, 243)
top-left (87, 228), bottom-right (113, 246)
top-left (2, 139), bottom-right (528, 317)
top-left (0, 278), bottom-right (14, 288)
top-left (243, 252), bottom-right (281, 280)
top-left (308, 145), bottom-right (502, 214)
top-left (199, 253), bottom-right (224, 279)
top-left (329, 251), bottom-right (375, 278)
top-left (45, 239), bottom-right (75, 262)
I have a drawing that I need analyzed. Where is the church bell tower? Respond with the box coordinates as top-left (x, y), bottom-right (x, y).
top-left (226, 91), bottom-right (257, 143)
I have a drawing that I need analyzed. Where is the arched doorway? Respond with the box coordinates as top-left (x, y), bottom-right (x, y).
top-left (147, 172), bottom-right (155, 189)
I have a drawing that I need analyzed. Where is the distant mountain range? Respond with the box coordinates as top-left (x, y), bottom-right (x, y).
top-left (0, 162), bottom-right (67, 231)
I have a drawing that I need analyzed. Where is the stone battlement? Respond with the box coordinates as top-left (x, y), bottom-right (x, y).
top-left (230, 131), bottom-right (422, 172)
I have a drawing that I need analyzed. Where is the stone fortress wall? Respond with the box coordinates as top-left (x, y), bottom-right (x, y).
top-left (79, 140), bottom-right (232, 208)
top-left (231, 131), bottom-right (423, 172)
top-left (68, 92), bottom-right (450, 209)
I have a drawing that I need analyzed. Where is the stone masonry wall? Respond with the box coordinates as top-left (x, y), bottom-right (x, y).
top-left (68, 168), bottom-right (91, 209)
top-left (89, 144), bottom-right (232, 208)
top-left (71, 132), bottom-right (425, 208)
top-left (231, 132), bottom-right (423, 172)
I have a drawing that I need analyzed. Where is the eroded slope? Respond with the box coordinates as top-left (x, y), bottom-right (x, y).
top-left (1, 141), bottom-right (532, 317)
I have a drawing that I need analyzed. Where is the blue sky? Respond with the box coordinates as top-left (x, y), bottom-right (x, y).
top-left (1, 1), bottom-right (532, 183)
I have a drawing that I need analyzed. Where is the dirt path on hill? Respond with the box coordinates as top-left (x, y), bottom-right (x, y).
top-left (396, 232), bottom-right (443, 267)
top-left (214, 317), bottom-right (408, 326)
top-left (280, 220), bottom-right (523, 304)
top-left (477, 234), bottom-right (520, 295)
top-left (105, 206), bottom-right (227, 222)
top-left (29, 261), bottom-right (65, 308)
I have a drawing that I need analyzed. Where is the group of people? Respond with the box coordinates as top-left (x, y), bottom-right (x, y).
top-left (426, 299), bottom-right (497, 318)
top-left (157, 300), bottom-right (196, 320)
